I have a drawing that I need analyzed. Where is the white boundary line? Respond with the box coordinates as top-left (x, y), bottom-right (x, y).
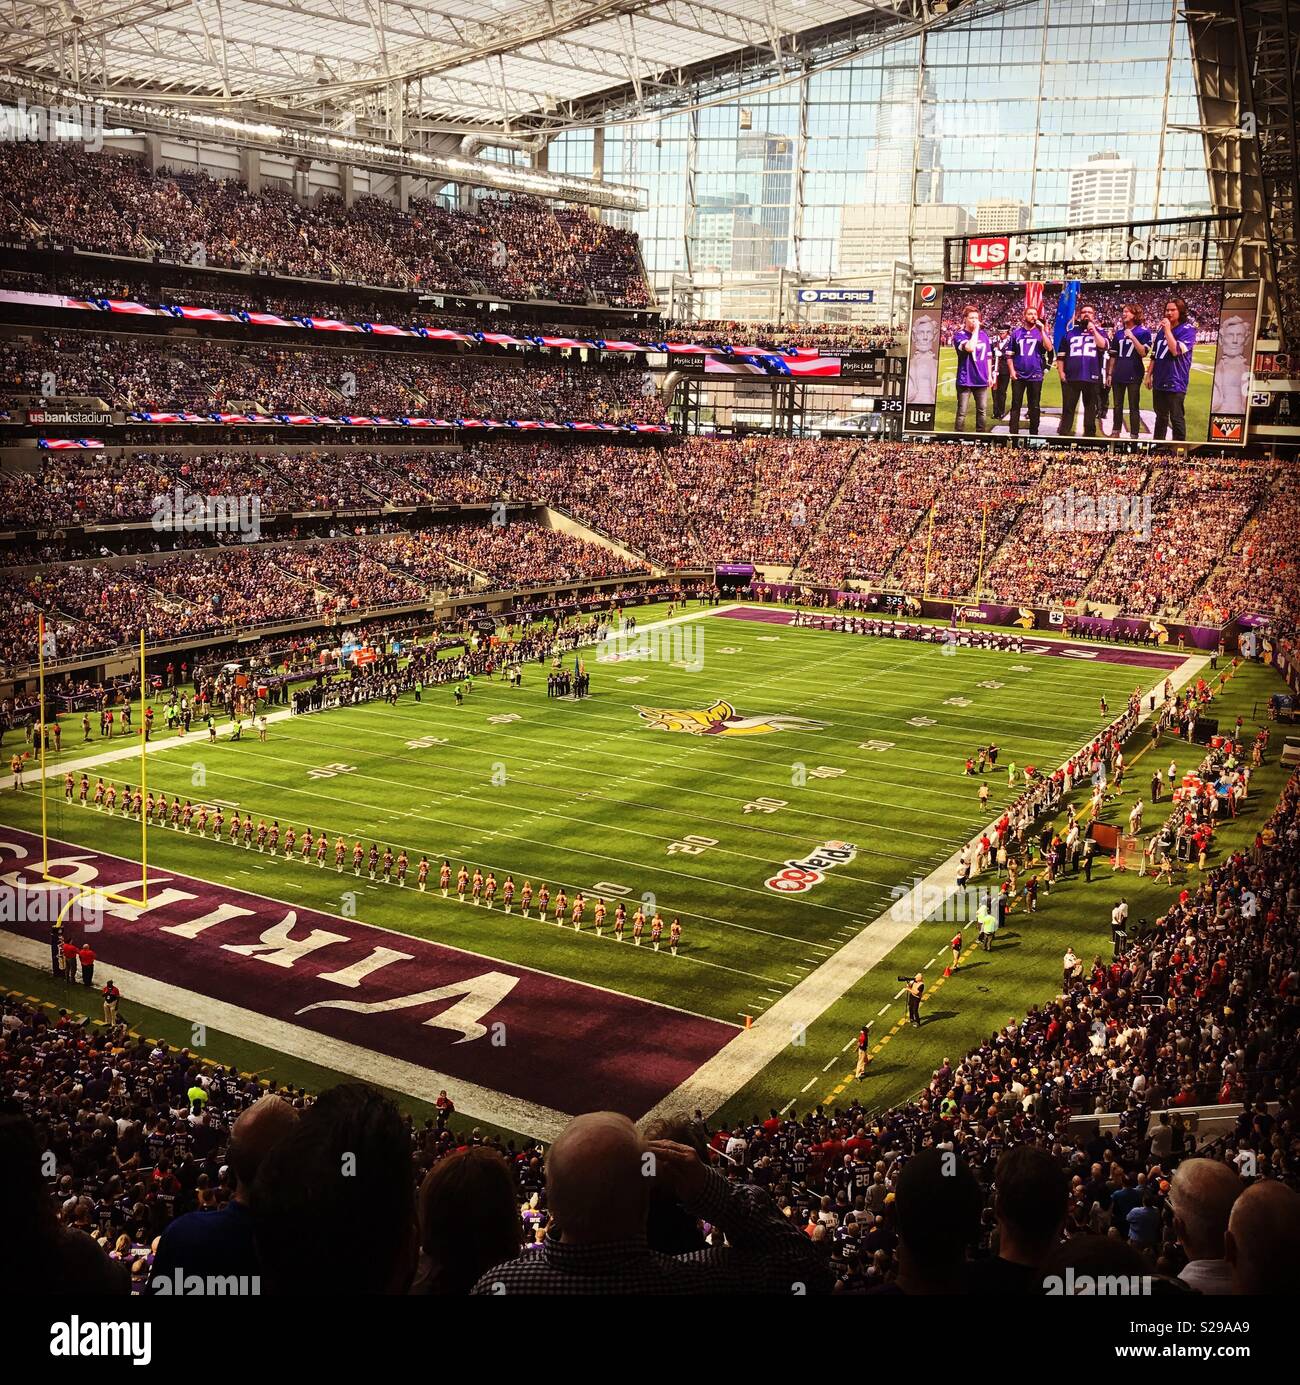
top-left (636, 650), bottom-right (1210, 1127)
top-left (0, 930), bottom-right (570, 1142)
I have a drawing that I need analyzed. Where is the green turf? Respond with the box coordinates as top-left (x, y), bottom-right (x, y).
top-left (3, 607), bottom-right (1287, 1133)
top-left (931, 342), bottom-right (1216, 440)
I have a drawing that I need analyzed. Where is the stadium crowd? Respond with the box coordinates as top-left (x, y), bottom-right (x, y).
top-left (0, 522), bottom-right (654, 672)
top-left (1088, 461), bottom-right (1271, 618)
top-left (2, 144), bottom-right (652, 307)
top-left (0, 331), bottom-right (664, 424)
top-left (660, 318), bottom-right (899, 352)
top-left (6, 757), bottom-right (1297, 1295)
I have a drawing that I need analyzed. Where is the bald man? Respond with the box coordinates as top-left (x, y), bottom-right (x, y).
top-left (1167, 1158), bottom-right (1242, 1294)
top-left (1225, 1180), bottom-right (1300, 1295)
top-left (148, 1093), bottom-right (299, 1292)
top-left (471, 1111), bottom-right (830, 1294)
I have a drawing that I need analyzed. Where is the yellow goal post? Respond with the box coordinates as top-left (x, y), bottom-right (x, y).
top-left (37, 617), bottom-right (151, 910)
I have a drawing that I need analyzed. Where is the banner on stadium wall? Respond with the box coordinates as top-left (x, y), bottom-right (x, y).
top-left (37, 437), bottom-right (104, 449)
top-left (796, 288), bottom-right (875, 304)
top-left (0, 289), bottom-right (830, 363)
top-left (123, 412), bottom-right (672, 434)
top-left (902, 282), bottom-right (944, 431)
top-left (27, 409), bottom-right (114, 425)
top-left (1207, 280), bottom-right (1261, 441)
top-left (923, 599), bottom-right (1223, 650)
top-left (703, 354), bottom-right (842, 377)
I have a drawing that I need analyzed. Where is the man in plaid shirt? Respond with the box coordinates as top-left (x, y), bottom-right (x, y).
top-left (472, 1112), bottom-right (830, 1294)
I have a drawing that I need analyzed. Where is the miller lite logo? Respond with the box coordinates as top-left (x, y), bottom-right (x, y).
top-left (966, 236), bottom-right (1010, 269)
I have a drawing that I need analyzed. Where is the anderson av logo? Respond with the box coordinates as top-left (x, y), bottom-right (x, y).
top-left (966, 236), bottom-right (1010, 269)
top-left (1210, 414), bottom-right (1244, 442)
top-left (765, 840), bottom-right (858, 893)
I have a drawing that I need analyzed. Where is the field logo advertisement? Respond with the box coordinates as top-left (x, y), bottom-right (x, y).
top-left (637, 699), bottom-right (826, 737)
top-left (766, 840), bottom-right (858, 893)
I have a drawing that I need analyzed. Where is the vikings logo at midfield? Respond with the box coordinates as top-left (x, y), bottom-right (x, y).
top-left (636, 698), bottom-right (826, 737)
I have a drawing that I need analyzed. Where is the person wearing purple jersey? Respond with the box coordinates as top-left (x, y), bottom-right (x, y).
top-left (1144, 297), bottom-right (1198, 441)
top-left (952, 307), bottom-right (994, 433)
top-left (1005, 305), bottom-right (1052, 435)
top-left (991, 332), bottom-right (1013, 421)
top-left (1055, 303), bottom-right (1109, 437)
top-left (1106, 304), bottom-right (1152, 439)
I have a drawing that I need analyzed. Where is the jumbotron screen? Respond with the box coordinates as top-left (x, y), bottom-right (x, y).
top-left (902, 278), bottom-right (1259, 444)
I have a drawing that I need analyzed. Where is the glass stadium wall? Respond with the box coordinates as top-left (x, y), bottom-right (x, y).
top-left (549, 0), bottom-right (1214, 327)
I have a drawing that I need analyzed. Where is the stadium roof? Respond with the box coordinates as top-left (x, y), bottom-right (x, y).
top-left (0, 0), bottom-right (941, 134)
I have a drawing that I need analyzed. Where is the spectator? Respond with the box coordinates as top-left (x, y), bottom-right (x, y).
top-left (471, 1112), bottom-right (831, 1294)
top-left (1225, 1181), bottom-right (1300, 1295)
top-left (148, 1094), bottom-right (299, 1291)
top-left (413, 1146), bottom-right (522, 1295)
top-left (967, 1146), bottom-right (1068, 1293)
top-left (250, 1084), bottom-right (417, 1294)
top-left (1166, 1158), bottom-right (1242, 1295)
top-left (884, 1149), bottom-right (982, 1295)
top-left (0, 1112), bottom-right (129, 1294)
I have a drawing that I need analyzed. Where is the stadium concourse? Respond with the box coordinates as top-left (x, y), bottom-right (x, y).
top-left (1, 0), bottom-right (1299, 1325)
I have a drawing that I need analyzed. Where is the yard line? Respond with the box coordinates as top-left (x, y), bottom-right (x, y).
top-left (800, 1078), bottom-right (817, 1094)
top-left (637, 652), bottom-right (1209, 1125)
top-left (877, 1004), bottom-right (891, 1016)
top-left (822, 1057), bottom-right (837, 1072)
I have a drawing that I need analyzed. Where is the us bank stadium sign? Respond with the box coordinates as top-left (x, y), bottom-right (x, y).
top-left (962, 231), bottom-right (1208, 271)
top-left (26, 408), bottom-right (114, 425)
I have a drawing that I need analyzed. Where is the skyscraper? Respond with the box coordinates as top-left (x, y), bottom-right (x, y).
top-left (1067, 152), bottom-right (1137, 227)
top-left (976, 200), bottom-right (1030, 234)
top-left (866, 68), bottom-right (943, 210)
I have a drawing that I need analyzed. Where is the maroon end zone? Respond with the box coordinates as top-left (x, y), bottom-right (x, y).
top-left (0, 828), bottom-right (735, 1121)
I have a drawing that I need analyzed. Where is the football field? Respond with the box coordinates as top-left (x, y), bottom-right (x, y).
top-left (4, 601), bottom-right (1282, 1138)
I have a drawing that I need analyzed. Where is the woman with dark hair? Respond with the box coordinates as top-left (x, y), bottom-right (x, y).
top-left (1144, 296), bottom-right (1197, 441)
top-left (414, 1146), bottom-right (522, 1294)
top-left (1106, 304), bottom-right (1151, 439)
